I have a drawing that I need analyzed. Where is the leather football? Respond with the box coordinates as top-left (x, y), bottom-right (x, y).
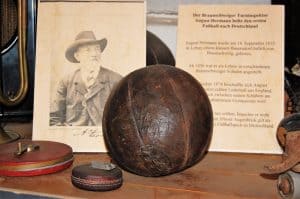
top-left (103, 65), bottom-right (213, 177)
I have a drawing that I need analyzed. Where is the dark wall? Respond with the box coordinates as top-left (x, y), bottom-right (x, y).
top-left (272, 0), bottom-right (300, 67)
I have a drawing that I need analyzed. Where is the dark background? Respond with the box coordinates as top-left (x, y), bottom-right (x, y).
top-left (272, 0), bottom-right (300, 68)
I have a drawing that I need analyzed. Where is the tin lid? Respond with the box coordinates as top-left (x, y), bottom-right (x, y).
top-left (0, 140), bottom-right (73, 176)
top-left (71, 161), bottom-right (123, 191)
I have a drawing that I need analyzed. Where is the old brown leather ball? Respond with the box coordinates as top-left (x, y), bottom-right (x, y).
top-left (102, 65), bottom-right (213, 177)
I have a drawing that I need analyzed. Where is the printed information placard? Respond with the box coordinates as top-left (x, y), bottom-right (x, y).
top-left (176, 5), bottom-right (284, 153)
top-left (33, 0), bottom-right (146, 152)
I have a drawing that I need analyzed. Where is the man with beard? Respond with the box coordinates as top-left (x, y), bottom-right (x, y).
top-left (50, 31), bottom-right (122, 126)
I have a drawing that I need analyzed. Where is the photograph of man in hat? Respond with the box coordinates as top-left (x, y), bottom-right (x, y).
top-left (50, 30), bottom-right (122, 126)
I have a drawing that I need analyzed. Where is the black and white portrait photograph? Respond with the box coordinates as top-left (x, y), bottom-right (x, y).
top-left (50, 31), bottom-right (122, 127)
top-left (33, 1), bottom-right (146, 152)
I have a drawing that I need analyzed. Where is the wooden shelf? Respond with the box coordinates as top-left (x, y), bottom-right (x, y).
top-left (0, 151), bottom-right (282, 199)
top-left (0, 123), bottom-right (282, 198)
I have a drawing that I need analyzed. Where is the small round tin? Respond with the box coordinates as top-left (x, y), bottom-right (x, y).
top-left (71, 161), bottom-right (123, 191)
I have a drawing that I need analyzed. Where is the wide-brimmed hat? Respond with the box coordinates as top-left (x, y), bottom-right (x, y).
top-left (65, 31), bottom-right (107, 63)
